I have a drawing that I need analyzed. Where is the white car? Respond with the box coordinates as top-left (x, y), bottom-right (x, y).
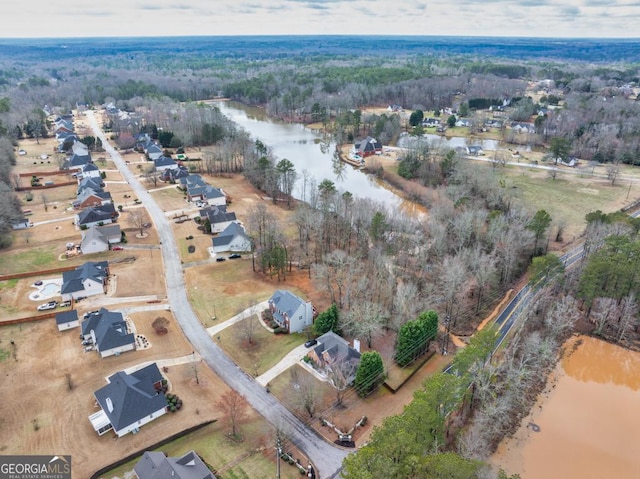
top-left (37, 301), bottom-right (58, 311)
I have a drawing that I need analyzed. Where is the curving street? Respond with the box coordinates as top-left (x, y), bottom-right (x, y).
top-left (86, 111), bottom-right (348, 479)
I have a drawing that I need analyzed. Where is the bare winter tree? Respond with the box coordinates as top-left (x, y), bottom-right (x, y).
top-left (617, 294), bottom-right (638, 343)
top-left (216, 389), bottom-right (249, 439)
top-left (237, 302), bottom-right (259, 347)
top-left (341, 300), bottom-right (387, 348)
top-left (327, 358), bottom-right (358, 408)
top-left (290, 367), bottom-right (318, 418)
top-left (127, 209), bottom-right (149, 237)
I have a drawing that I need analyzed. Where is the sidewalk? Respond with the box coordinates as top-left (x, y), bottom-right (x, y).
top-left (206, 300), bottom-right (270, 336)
top-left (122, 352), bottom-right (201, 375)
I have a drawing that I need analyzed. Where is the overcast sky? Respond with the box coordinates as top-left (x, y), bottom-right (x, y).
top-left (1, 0), bottom-right (639, 38)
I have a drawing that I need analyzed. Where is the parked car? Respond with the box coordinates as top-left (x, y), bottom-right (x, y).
top-left (83, 345), bottom-right (95, 352)
top-left (37, 301), bottom-right (58, 311)
top-left (111, 246), bottom-right (123, 251)
top-left (304, 339), bottom-right (318, 348)
top-left (216, 257), bottom-right (226, 262)
top-left (33, 280), bottom-right (43, 286)
top-left (58, 300), bottom-right (72, 308)
top-left (81, 339), bottom-right (93, 346)
top-left (228, 253), bottom-right (242, 259)
top-left (83, 310), bottom-right (99, 319)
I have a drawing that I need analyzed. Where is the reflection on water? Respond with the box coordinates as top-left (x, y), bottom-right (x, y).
top-left (493, 336), bottom-right (640, 479)
top-left (211, 100), bottom-right (406, 210)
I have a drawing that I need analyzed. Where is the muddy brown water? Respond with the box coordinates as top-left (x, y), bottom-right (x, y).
top-left (492, 335), bottom-right (640, 479)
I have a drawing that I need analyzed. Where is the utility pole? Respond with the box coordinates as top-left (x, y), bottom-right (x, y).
top-left (275, 435), bottom-right (282, 478)
top-left (441, 314), bottom-right (451, 356)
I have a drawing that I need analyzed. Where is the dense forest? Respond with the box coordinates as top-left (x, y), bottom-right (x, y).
top-left (2, 36), bottom-right (640, 478)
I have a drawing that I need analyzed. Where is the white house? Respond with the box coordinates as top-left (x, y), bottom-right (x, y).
top-left (89, 363), bottom-right (166, 437)
top-left (81, 224), bottom-right (121, 255)
top-left (61, 261), bottom-right (108, 301)
top-left (211, 222), bottom-right (251, 254)
top-left (267, 290), bottom-right (314, 334)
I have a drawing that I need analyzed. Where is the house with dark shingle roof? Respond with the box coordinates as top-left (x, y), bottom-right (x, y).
top-left (89, 363), bottom-right (166, 437)
top-left (201, 206), bottom-right (237, 234)
top-left (76, 204), bottom-right (117, 229)
top-left (79, 162), bottom-right (101, 180)
top-left (268, 290), bottom-right (314, 334)
top-left (145, 143), bottom-right (163, 161)
top-left (55, 310), bottom-right (79, 331)
top-left (134, 450), bottom-right (216, 479)
top-left (307, 331), bottom-right (361, 386)
top-left (81, 307), bottom-right (135, 358)
top-left (153, 155), bottom-right (178, 172)
top-left (64, 151), bottom-right (92, 170)
top-left (73, 189), bottom-right (112, 210)
top-left (77, 177), bottom-right (104, 194)
top-left (61, 261), bottom-right (109, 301)
top-left (353, 137), bottom-right (382, 158)
top-left (161, 166), bottom-right (190, 183)
top-left (211, 222), bottom-right (251, 254)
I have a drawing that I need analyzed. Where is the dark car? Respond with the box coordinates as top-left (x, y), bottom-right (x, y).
top-left (216, 257), bottom-right (226, 262)
top-left (304, 339), bottom-right (318, 348)
top-left (228, 253), bottom-right (242, 259)
top-left (34, 280), bottom-right (43, 286)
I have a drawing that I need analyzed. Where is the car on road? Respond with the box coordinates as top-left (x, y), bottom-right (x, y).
top-left (37, 301), bottom-right (58, 311)
top-left (228, 253), bottom-right (242, 259)
top-left (216, 257), bottom-right (226, 262)
top-left (58, 300), bottom-right (72, 308)
top-left (304, 339), bottom-right (318, 348)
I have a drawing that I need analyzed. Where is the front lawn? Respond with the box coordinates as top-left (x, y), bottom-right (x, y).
top-left (215, 317), bottom-right (305, 376)
top-left (102, 419), bottom-right (303, 479)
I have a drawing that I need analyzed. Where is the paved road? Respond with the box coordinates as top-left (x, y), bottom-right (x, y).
top-left (87, 111), bottom-right (348, 478)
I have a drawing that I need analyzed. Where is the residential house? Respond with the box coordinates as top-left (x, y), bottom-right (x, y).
top-left (73, 189), bottom-right (112, 209)
top-left (77, 177), bottom-right (104, 194)
top-left (211, 222), bottom-right (251, 254)
top-left (61, 261), bottom-right (108, 301)
top-left (81, 307), bottom-right (135, 358)
top-left (71, 140), bottom-right (90, 156)
top-left (466, 145), bottom-right (484, 156)
top-left (455, 119), bottom-right (471, 128)
top-left (510, 122), bottom-right (536, 134)
top-left (89, 363), bottom-right (166, 437)
top-left (134, 450), bottom-right (216, 479)
top-left (81, 224), bottom-right (121, 254)
top-left (79, 162), bottom-right (102, 180)
top-left (11, 218), bottom-right (31, 230)
top-left (353, 137), bottom-right (382, 158)
top-left (134, 133), bottom-right (151, 152)
top-left (268, 290), bottom-right (314, 334)
top-left (422, 118), bottom-right (441, 127)
top-left (178, 174), bottom-right (226, 204)
top-left (201, 206), bottom-right (237, 234)
top-left (76, 204), bottom-right (117, 229)
top-left (307, 331), bottom-right (361, 386)
top-left (64, 151), bottom-right (92, 171)
top-left (160, 166), bottom-right (190, 183)
top-left (55, 310), bottom-right (79, 331)
top-left (145, 143), bottom-right (163, 161)
top-left (56, 131), bottom-right (79, 148)
top-left (153, 155), bottom-right (178, 172)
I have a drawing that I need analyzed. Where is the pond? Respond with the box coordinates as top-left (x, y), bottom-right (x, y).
top-left (492, 335), bottom-right (640, 478)
top-left (212, 100), bottom-right (409, 211)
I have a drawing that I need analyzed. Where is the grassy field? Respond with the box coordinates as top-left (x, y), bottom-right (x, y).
top-left (215, 317), bottom-right (306, 376)
top-left (103, 419), bottom-right (303, 479)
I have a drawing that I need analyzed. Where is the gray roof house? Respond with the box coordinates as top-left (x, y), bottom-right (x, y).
top-left (145, 143), bottom-right (164, 161)
top-left (268, 290), bottom-right (314, 334)
top-left (202, 206), bottom-right (237, 234)
top-left (211, 222), bottom-right (251, 254)
top-left (55, 310), bottom-right (79, 331)
top-left (11, 218), bottom-right (31, 230)
top-left (466, 145), bottom-right (484, 156)
top-left (153, 155), bottom-right (178, 171)
top-left (73, 189), bottom-right (112, 209)
top-left (308, 331), bottom-right (361, 386)
top-left (81, 224), bottom-right (121, 254)
top-left (89, 363), bottom-right (166, 437)
top-left (65, 152), bottom-right (92, 170)
top-left (61, 261), bottom-right (109, 301)
top-left (77, 177), bottom-right (104, 194)
top-left (81, 307), bottom-right (135, 358)
top-left (80, 162), bottom-right (102, 179)
top-left (134, 450), bottom-right (216, 479)
top-left (76, 204), bottom-right (117, 229)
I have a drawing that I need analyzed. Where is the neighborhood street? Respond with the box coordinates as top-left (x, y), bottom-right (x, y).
top-left (86, 111), bottom-right (349, 479)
